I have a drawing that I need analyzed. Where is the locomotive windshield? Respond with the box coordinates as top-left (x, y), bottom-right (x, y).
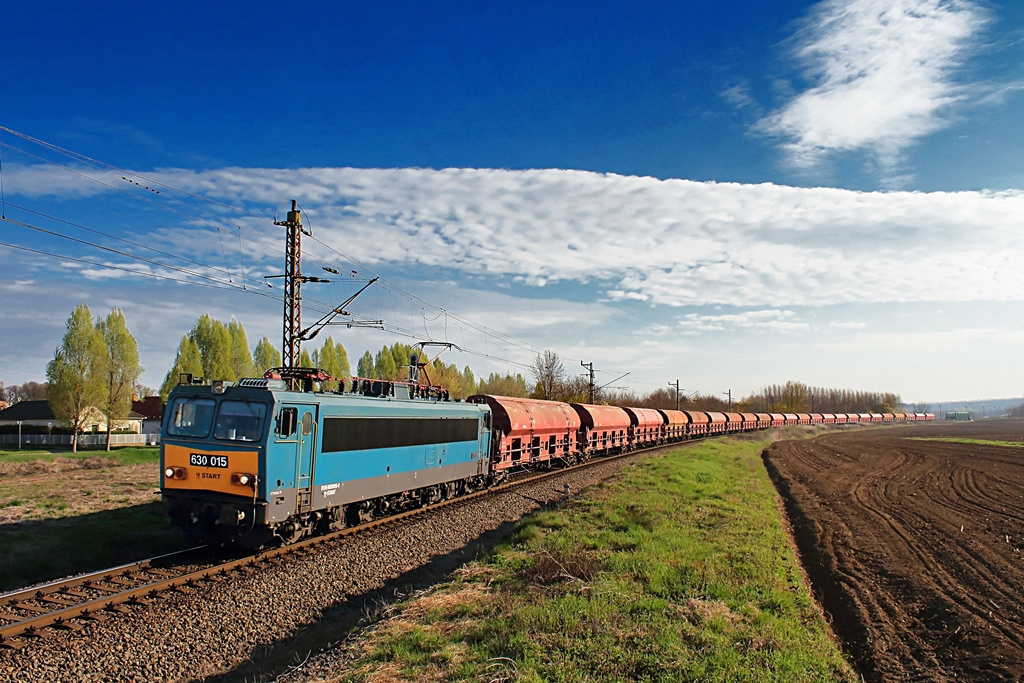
top-left (213, 400), bottom-right (267, 442)
top-left (165, 396), bottom-right (268, 441)
top-left (166, 397), bottom-right (216, 437)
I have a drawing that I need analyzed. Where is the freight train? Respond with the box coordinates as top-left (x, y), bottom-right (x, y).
top-left (159, 367), bottom-right (932, 548)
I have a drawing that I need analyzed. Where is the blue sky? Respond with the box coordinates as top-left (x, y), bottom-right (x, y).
top-left (2, 0), bottom-right (1024, 405)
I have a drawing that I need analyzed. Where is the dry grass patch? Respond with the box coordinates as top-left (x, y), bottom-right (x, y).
top-left (0, 463), bottom-right (159, 524)
top-left (679, 597), bottom-right (744, 626)
top-left (0, 455), bottom-right (112, 477)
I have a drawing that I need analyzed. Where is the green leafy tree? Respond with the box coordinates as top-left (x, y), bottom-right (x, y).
top-left (374, 346), bottom-right (399, 380)
top-left (160, 336), bottom-right (203, 401)
top-left (357, 350), bottom-right (375, 378)
top-left (317, 336), bottom-right (353, 390)
top-left (460, 365), bottom-right (475, 396)
top-left (299, 348), bottom-right (313, 368)
top-left (189, 314), bottom-right (234, 381)
top-left (98, 308), bottom-right (143, 451)
top-left (46, 304), bottom-right (107, 452)
top-left (475, 372), bottom-right (529, 397)
top-left (228, 319), bottom-right (255, 380)
top-left (390, 343), bottom-right (415, 379)
top-left (253, 337), bottom-right (281, 375)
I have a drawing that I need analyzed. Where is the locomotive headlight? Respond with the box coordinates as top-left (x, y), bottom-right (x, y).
top-left (230, 472), bottom-right (255, 487)
top-left (165, 467), bottom-right (187, 480)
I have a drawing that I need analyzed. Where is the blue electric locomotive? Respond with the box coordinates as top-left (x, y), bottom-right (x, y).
top-left (160, 372), bottom-right (493, 548)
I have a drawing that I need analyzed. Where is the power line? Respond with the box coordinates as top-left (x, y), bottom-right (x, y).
top-left (0, 126), bottom-right (273, 222)
top-left (0, 240), bottom-right (278, 296)
top-left (0, 126), bottom-right (599, 379)
top-left (2, 201), bottom-right (272, 290)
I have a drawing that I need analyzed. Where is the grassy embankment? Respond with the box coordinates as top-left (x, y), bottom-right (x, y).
top-left (338, 436), bottom-right (856, 682)
top-left (0, 446), bottom-right (190, 592)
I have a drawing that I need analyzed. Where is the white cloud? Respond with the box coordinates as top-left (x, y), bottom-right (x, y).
top-left (8, 164), bottom-right (1024, 312)
top-left (818, 326), bottom-right (1024, 351)
top-left (678, 309), bottom-right (809, 333)
top-left (756, 0), bottom-right (987, 171)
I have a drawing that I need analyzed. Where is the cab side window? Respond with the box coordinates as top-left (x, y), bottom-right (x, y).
top-left (278, 408), bottom-right (298, 438)
top-left (301, 412), bottom-right (314, 436)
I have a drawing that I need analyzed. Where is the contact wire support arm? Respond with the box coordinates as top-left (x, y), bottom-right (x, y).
top-left (299, 276), bottom-right (380, 341)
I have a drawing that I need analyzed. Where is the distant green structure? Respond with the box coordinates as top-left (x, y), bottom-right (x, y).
top-left (945, 410), bottom-right (971, 421)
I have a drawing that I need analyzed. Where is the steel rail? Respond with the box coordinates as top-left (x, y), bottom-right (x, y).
top-left (0, 437), bottom-right (695, 648)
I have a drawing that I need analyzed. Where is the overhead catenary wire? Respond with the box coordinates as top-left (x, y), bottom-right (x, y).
top-left (0, 126), bottom-right (272, 222)
top-left (4, 126), bottom-right (548, 369)
top-left (0, 125), bottom-right (628, 381)
top-left (0, 240), bottom-right (280, 297)
top-left (0, 139), bottom-right (6, 219)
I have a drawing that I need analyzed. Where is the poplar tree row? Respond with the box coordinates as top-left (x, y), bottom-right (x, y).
top-left (46, 304), bottom-right (143, 452)
top-left (160, 328), bottom-right (529, 402)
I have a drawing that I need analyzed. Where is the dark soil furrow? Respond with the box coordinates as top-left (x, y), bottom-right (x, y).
top-left (765, 421), bottom-right (1024, 682)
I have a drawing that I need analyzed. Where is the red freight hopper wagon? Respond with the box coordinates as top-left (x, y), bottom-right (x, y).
top-left (821, 413), bottom-right (836, 424)
top-left (769, 413), bottom-right (786, 427)
top-left (624, 407), bottom-right (665, 448)
top-left (783, 413), bottom-right (799, 426)
top-left (796, 413), bottom-right (812, 425)
top-left (705, 412), bottom-right (728, 435)
top-left (571, 403), bottom-right (631, 455)
top-left (740, 413), bottom-right (759, 431)
top-left (725, 413), bottom-right (745, 433)
top-left (468, 395), bottom-right (580, 470)
top-left (754, 413), bottom-right (772, 429)
top-left (657, 409), bottom-right (688, 441)
top-left (683, 410), bottom-right (711, 437)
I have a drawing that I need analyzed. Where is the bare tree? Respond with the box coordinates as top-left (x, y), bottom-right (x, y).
top-left (531, 350), bottom-right (566, 400)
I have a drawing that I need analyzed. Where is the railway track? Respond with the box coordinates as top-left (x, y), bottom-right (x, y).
top-left (0, 440), bottom-right (685, 650)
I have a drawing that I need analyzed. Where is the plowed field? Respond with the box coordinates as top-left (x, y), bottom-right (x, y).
top-left (763, 420), bottom-right (1024, 681)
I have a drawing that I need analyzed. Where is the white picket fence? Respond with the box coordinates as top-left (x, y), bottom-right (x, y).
top-left (0, 433), bottom-right (159, 447)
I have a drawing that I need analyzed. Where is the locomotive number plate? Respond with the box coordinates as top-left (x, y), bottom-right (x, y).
top-left (190, 453), bottom-right (229, 468)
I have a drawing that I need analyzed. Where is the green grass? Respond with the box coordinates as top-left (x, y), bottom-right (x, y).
top-left (0, 446), bottom-right (160, 466)
top-left (340, 439), bottom-right (855, 682)
top-left (908, 437), bottom-right (1024, 448)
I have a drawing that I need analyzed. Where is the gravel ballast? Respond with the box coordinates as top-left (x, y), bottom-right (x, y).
top-left (0, 452), bottom-right (653, 682)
